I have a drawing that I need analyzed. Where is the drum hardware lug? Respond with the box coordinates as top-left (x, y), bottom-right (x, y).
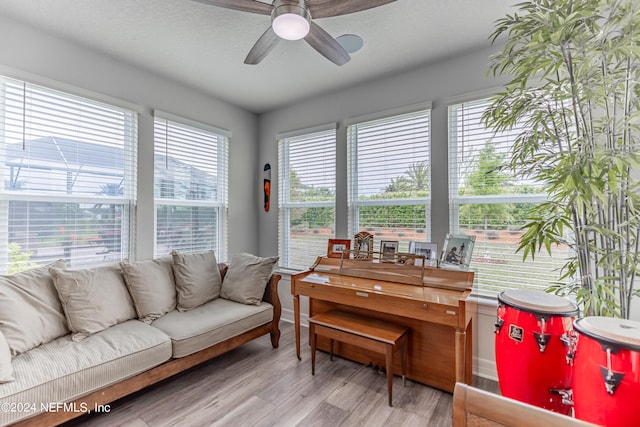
top-left (600, 343), bottom-right (620, 355)
top-left (561, 331), bottom-right (577, 365)
top-left (565, 349), bottom-right (575, 365)
top-left (600, 366), bottom-right (624, 395)
top-left (533, 332), bottom-right (550, 353)
top-left (601, 346), bottom-right (624, 395)
top-left (550, 388), bottom-right (573, 407)
top-left (494, 303), bottom-right (505, 333)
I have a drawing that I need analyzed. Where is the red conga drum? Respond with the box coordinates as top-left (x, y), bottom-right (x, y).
top-left (495, 290), bottom-right (578, 414)
top-left (572, 316), bottom-right (640, 427)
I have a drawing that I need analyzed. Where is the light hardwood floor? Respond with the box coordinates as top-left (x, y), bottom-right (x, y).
top-left (64, 322), bottom-right (498, 427)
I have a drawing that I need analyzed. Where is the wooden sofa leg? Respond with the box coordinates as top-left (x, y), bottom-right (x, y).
top-left (270, 326), bottom-right (280, 348)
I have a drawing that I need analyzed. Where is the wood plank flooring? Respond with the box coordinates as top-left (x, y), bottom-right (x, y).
top-left (64, 322), bottom-right (498, 427)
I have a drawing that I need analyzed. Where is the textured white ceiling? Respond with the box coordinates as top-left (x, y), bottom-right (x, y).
top-left (0, 0), bottom-right (514, 113)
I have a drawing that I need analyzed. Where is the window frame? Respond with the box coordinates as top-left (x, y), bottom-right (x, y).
top-left (347, 105), bottom-right (432, 252)
top-left (447, 95), bottom-right (570, 297)
top-left (0, 76), bottom-right (138, 271)
top-left (152, 111), bottom-right (229, 259)
top-left (277, 124), bottom-right (337, 271)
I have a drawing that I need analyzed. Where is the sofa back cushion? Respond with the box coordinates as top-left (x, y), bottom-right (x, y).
top-left (120, 256), bottom-right (177, 323)
top-left (0, 259), bottom-right (69, 356)
top-left (172, 251), bottom-right (222, 312)
top-left (50, 264), bottom-right (136, 341)
top-left (0, 330), bottom-right (14, 383)
top-left (220, 253), bottom-right (278, 305)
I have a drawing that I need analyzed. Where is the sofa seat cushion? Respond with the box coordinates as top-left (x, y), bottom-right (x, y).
top-left (152, 298), bottom-right (273, 358)
top-left (0, 331), bottom-right (13, 383)
top-left (0, 320), bottom-right (172, 426)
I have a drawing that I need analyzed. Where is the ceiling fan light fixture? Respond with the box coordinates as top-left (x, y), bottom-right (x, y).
top-left (271, 2), bottom-right (311, 41)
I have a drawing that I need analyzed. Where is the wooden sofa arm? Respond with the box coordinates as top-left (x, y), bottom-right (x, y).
top-left (218, 262), bottom-right (229, 279)
top-left (263, 274), bottom-right (281, 348)
top-left (262, 274), bottom-right (281, 307)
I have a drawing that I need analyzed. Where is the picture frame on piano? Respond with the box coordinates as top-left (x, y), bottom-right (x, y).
top-left (440, 234), bottom-right (475, 271)
top-left (327, 239), bottom-right (351, 259)
top-left (353, 231), bottom-right (374, 260)
top-left (409, 241), bottom-right (438, 267)
top-left (379, 240), bottom-right (399, 261)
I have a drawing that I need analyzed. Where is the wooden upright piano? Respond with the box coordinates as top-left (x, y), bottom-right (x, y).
top-left (291, 256), bottom-right (476, 393)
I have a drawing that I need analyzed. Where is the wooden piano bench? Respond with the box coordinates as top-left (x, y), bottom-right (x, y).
top-left (308, 310), bottom-right (408, 406)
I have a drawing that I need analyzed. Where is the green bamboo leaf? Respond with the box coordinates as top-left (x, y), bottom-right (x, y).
top-left (487, 0), bottom-right (640, 318)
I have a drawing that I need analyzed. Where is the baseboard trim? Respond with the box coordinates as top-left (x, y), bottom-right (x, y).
top-left (281, 308), bottom-right (307, 326)
top-left (475, 356), bottom-right (498, 381)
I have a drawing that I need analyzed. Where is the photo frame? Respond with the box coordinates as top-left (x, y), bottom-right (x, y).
top-left (409, 241), bottom-right (438, 267)
top-left (379, 240), bottom-right (399, 260)
top-left (327, 239), bottom-right (351, 259)
top-left (353, 231), bottom-right (374, 260)
top-left (440, 234), bottom-right (476, 270)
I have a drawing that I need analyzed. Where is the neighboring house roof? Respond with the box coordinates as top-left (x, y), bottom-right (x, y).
top-left (5, 136), bottom-right (126, 170)
top-left (5, 136), bottom-right (217, 190)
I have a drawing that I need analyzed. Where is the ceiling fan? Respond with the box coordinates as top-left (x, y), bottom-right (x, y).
top-left (193, 0), bottom-right (397, 66)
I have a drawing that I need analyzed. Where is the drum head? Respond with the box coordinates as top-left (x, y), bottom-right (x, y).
top-left (574, 316), bottom-right (640, 352)
top-left (498, 290), bottom-right (578, 316)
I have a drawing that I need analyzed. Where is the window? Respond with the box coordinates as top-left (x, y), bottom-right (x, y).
top-left (348, 108), bottom-right (431, 253)
top-left (278, 126), bottom-right (336, 270)
top-left (448, 98), bottom-right (570, 297)
top-left (153, 114), bottom-right (229, 258)
top-left (0, 76), bottom-right (137, 272)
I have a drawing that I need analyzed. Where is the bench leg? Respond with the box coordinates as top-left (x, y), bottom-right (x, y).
top-left (330, 338), bottom-right (334, 361)
top-left (311, 324), bottom-right (317, 376)
top-left (401, 340), bottom-right (407, 387)
top-left (386, 344), bottom-right (393, 407)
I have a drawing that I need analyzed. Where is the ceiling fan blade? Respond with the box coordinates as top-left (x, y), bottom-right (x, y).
top-left (244, 27), bottom-right (280, 65)
top-left (307, 0), bottom-right (397, 19)
top-left (191, 0), bottom-right (272, 15)
top-left (304, 21), bottom-right (350, 66)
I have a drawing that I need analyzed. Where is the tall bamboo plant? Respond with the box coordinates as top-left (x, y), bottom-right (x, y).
top-left (484, 0), bottom-right (640, 318)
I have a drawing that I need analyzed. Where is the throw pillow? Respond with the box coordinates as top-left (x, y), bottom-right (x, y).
top-left (0, 330), bottom-right (14, 383)
top-left (220, 253), bottom-right (278, 305)
top-left (50, 264), bottom-right (136, 342)
top-left (0, 259), bottom-right (68, 356)
top-left (172, 250), bottom-right (222, 311)
top-left (120, 256), bottom-right (177, 323)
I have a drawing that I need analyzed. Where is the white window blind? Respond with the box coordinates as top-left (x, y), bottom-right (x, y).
top-left (0, 76), bottom-right (137, 272)
top-left (347, 109), bottom-right (431, 253)
top-left (278, 126), bottom-right (336, 270)
top-left (153, 114), bottom-right (228, 259)
top-left (448, 98), bottom-right (570, 297)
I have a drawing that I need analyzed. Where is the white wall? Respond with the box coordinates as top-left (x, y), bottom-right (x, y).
top-left (258, 45), bottom-right (510, 380)
top-left (0, 14), bottom-right (259, 261)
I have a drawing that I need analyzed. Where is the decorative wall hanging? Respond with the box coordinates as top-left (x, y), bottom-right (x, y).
top-left (263, 163), bottom-right (271, 212)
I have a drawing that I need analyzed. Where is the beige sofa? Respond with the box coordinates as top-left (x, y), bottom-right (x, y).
top-left (0, 251), bottom-right (281, 426)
